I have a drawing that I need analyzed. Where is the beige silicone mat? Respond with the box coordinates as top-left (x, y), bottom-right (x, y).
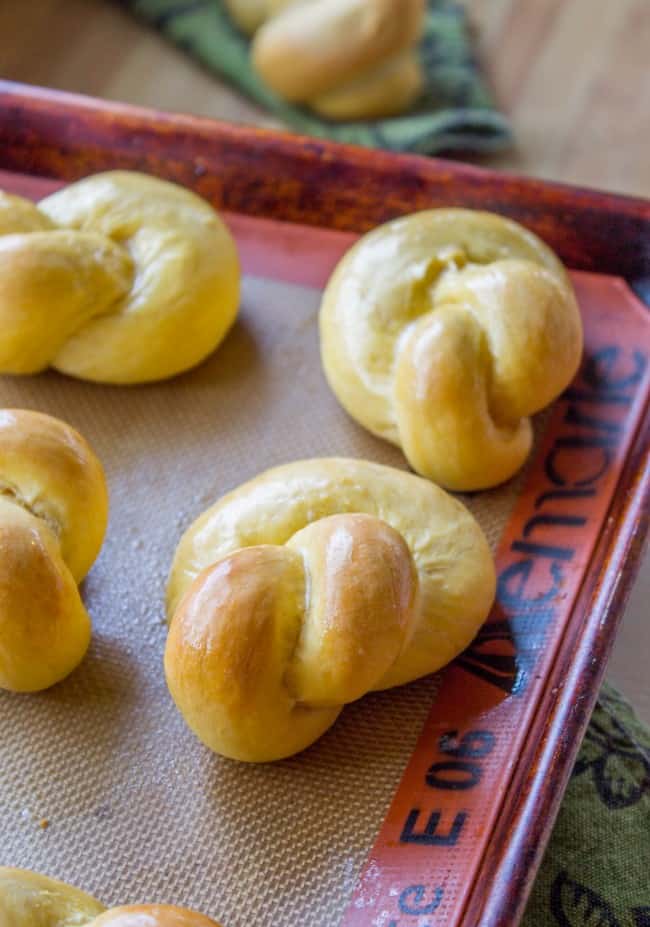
top-left (0, 272), bottom-right (543, 927)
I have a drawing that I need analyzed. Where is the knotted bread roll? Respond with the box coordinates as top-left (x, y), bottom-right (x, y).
top-left (0, 171), bottom-right (239, 383)
top-left (249, 0), bottom-right (425, 120)
top-left (165, 458), bottom-right (495, 762)
top-left (0, 410), bottom-right (108, 692)
top-left (0, 868), bottom-right (222, 927)
top-left (320, 209), bottom-right (583, 491)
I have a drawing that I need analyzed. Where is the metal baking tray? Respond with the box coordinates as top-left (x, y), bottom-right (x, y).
top-left (0, 80), bottom-right (648, 927)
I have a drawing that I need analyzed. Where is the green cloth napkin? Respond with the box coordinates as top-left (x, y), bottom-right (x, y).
top-left (523, 683), bottom-right (650, 926)
top-left (115, 0), bottom-right (512, 154)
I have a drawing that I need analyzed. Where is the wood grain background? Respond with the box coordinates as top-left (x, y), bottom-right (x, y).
top-left (0, 0), bottom-right (648, 721)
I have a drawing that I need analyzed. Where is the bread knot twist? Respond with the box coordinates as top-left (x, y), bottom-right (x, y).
top-left (165, 458), bottom-right (495, 761)
top-left (320, 209), bottom-right (583, 491)
top-left (0, 868), bottom-right (222, 927)
top-left (0, 171), bottom-right (239, 383)
top-left (226, 0), bottom-right (424, 120)
top-left (0, 410), bottom-right (108, 692)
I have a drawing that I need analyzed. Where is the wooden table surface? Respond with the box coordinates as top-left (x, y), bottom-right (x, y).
top-left (1, 0), bottom-right (648, 720)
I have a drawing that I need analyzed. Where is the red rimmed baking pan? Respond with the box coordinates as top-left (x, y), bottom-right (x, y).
top-left (0, 80), bottom-right (648, 927)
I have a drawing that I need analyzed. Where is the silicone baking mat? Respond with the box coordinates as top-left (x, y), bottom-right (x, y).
top-left (1, 172), bottom-right (648, 927)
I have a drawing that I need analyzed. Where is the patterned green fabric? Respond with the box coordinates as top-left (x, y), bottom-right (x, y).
top-left (523, 683), bottom-right (650, 927)
top-left (116, 0), bottom-right (512, 154)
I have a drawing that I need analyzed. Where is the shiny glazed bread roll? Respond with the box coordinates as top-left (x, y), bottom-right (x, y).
top-left (0, 410), bottom-right (108, 692)
top-left (165, 458), bottom-right (495, 762)
top-left (252, 0), bottom-right (424, 104)
top-left (320, 209), bottom-right (583, 491)
top-left (0, 171), bottom-right (240, 383)
top-left (0, 867), bottom-right (104, 927)
top-left (0, 868), bottom-right (223, 927)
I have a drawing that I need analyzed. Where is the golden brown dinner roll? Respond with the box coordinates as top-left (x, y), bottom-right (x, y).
top-left (0, 410), bottom-right (108, 692)
top-left (0, 867), bottom-right (105, 927)
top-left (0, 172), bottom-right (240, 383)
top-left (251, 0), bottom-right (424, 113)
top-left (165, 458), bottom-right (495, 762)
top-left (320, 209), bottom-right (583, 491)
top-left (0, 868), bottom-right (223, 927)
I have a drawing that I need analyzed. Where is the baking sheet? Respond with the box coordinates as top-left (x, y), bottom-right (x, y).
top-left (3, 170), bottom-right (648, 927)
top-left (0, 263), bottom-right (530, 927)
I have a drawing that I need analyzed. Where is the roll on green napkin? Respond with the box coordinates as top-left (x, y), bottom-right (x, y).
top-left (116, 0), bottom-right (512, 154)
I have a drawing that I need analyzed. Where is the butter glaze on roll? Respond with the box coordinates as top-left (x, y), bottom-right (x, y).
top-left (0, 410), bottom-right (108, 692)
top-left (0, 172), bottom-right (240, 383)
top-left (0, 868), bottom-right (223, 927)
top-left (0, 867), bottom-right (105, 927)
top-left (165, 458), bottom-right (495, 762)
top-left (320, 209), bottom-right (583, 491)
top-left (251, 0), bottom-right (424, 117)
